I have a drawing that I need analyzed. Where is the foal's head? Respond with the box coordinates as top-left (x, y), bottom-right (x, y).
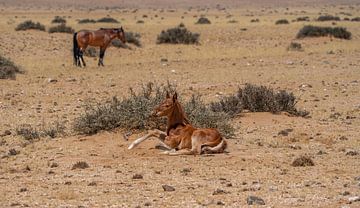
top-left (116, 27), bottom-right (126, 43)
top-left (153, 92), bottom-right (179, 117)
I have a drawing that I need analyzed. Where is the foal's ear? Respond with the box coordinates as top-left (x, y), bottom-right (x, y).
top-left (166, 91), bottom-right (170, 98)
top-left (172, 92), bottom-right (178, 101)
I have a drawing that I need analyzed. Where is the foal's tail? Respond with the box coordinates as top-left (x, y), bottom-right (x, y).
top-left (201, 138), bottom-right (228, 154)
top-left (73, 32), bottom-right (78, 65)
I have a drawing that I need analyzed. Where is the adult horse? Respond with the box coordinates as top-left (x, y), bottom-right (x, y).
top-left (73, 27), bottom-right (126, 67)
top-left (128, 92), bottom-right (228, 155)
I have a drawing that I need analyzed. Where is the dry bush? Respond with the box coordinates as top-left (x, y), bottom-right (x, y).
top-left (295, 16), bottom-right (309, 22)
top-left (48, 24), bottom-right (74, 34)
top-left (210, 94), bottom-right (243, 117)
top-left (15, 20), bottom-right (45, 31)
top-left (317, 15), bottom-right (340, 21)
top-left (136, 20), bottom-right (145, 24)
top-left (112, 32), bottom-right (142, 48)
top-left (287, 42), bottom-right (303, 51)
top-left (228, 20), bottom-right (238, 23)
top-left (78, 18), bottom-right (96, 24)
top-left (16, 124), bottom-right (40, 140)
top-left (84, 47), bottom-right (98, 57)
top-left (275, 19), bottom-right (289, 24)
top-left (0, 55), bottom-right (23, 79)
top-left (351, 17), bottom-right (360, 21)
top-left (250, 19), bottom-right (260, 23)
top-left (296, 25), bottom-right (351, 40)
top-left (292, 156), bottom-right (314, 167)
top-left (71, 161), bottom-right (89, 170)
top-left (196, 17), bottom-right (211, 24)
top-left (73, 82), bottom-right (235, 138)
top-left (52, 16), bottom-right (66, 24)
top-left (97, 17), bottom-right (119, 23)
top-left (16, 122), bottom-right (65, 140)
top-left (157, 24), bottom-right (199, 44)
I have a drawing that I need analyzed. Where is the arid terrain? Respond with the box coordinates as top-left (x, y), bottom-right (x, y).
top-left (0, 0), bottom-right (360, 207)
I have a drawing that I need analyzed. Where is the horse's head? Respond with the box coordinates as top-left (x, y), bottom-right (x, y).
top-left (153, 92), bottom-right (178, 117)
top-left (116, 27), bottom-right (126, 44)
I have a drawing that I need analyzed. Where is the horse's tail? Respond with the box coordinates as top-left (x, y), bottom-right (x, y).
top-left (73, 32), bottom-right (78, 65)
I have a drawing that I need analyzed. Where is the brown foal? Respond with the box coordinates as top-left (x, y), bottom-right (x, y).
top-left (73, 27), bottom-right (126, 67)
top-left (128, 92), bottom-right (227, 155)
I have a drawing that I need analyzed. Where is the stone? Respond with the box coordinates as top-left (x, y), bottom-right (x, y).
top-left (162, 185), bottom-right (175, 192)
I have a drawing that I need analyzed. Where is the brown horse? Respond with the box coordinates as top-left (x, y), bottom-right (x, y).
top-left (128, 92), bottom-right (228, 155)
top-left (73, 27), bottom-right (126, 67)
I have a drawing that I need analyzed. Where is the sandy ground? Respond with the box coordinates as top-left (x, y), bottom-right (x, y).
top-left (0, 1), bottom-right (360, 207)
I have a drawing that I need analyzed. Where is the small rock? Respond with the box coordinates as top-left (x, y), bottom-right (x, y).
top-left (348, 196), bottom-right (360, 203)
top-left (50, 162), bottom-right (58, 168)
top-left (47, 78), bottom-right (58, 83)
top-left (8, 149), bottom-right (19, 156)
top-left (213, 189), bottom-right (229, 195)
top-left (161, 58), bottom-right (168, 62)
top-left (19, 188), bottom-right (27, 192)
top-left (132, 174), bottom-right (143, 179)
top-left (88, 182), bottom-right (97, 186)
top-left (346, 150), bottom-right (359, 156)
top-left (2, 130), bottom-right (11, 136)
top-left (217, 201), bottom-right (225, 205)
top-left (64, 181), bottom-right (72, 185)
top-left (171, 69), bottom-right (176, 73)
top-left (162, 184), bottom-right (175, 192)
top-left (247, 196), bottom-right (265, 205)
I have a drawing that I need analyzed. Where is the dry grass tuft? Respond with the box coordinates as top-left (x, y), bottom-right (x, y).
top-left (71, 161), bottom-right (89, 170)
top-left (0, 55), bottom-right (23, 79)
top-left (292, 156), bottom-right (315, 167)
top-left (48, 24), bottom-right (74, 34)
top-left (15, 20), bottom-right (45, 31)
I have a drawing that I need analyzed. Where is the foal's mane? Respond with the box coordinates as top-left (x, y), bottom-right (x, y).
top-left (167, 99), bottom-right (191, 135)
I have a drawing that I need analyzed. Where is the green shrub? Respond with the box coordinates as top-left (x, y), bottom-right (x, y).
top-left (296, 25), bottom-right (351, 40)
top-left (196, 17), bottom-right (211, 24)
top-left (275, 19), bottom-right (289, 24)
top-left (157, 24), bottom-right (199, 44)
top-left (15, 20), bottom-right (45, 31)
top-left (0, 55), bottom-right (23, 79)
top-left (48, 24), bottom-right (74, 33)
top-left (52, 16), bottom-right (66, 24)
top-left (97, 17), bottom-right (119, 23)
top-left (317, 15), bottom-right (340, 21)
top-left (78, 18), bottom-right (96, 24)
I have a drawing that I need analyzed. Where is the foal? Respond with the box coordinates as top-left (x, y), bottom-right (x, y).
top-left (128, 92), bottom-right (227, 155)
top-left (73, 27), bottom-right (126, 67)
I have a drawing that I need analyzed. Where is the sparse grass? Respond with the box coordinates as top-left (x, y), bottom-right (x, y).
top-left (112, 32), bottom-right (142, 48)
top-left (78, 18), bottom-right (96, 24)
top-left (52, 16), bottom-right (66, 24)
top-left (0, 55), bottom-right (23, 79)
top-left (275, 19), bottom-right (289, 24)
top-left (48, 24), bottom-right (74, 34)
top-left (196, 17), bottom-right (211, 24)
top-left (317, 15), bottom-right (340, 21)
top-left (97, 17), bottom-right (119, 23)
top-left (157, 24), bottom-right (199, 44)
top-left (16, 122), bottom-right (66, 140)
top-left (296, 25), bottom-right (351, 40)
top-left (287, 42), bottom-right (303, 51)
top-left (15, 20), bottom-right (45, 31)
top-left (136, 20), bottom-right (145, 24)
top-left (16, 124), bottom-right (40, 140)
top-left (71, 161), bottom-right (89, 170)
top-left (292, 156), bottom-right (315, 167)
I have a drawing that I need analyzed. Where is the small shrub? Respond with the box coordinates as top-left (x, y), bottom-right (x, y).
top-left (48, 24), bottom-right (74, 34)
top-left (15, 20), bottom-right (45, 31)
top-left (16, 124), bottom-right (40, 140)
top-left (196, 17), bottom-right (211, 24)
top-left (351, 17), bottom-right (360, 21)
top-left (136, 20), bottom-right (144, 24)
top-left (210, 94), bottom-right (243, 117)
top-left (292, 156), bottom-right (314, 167)
top-left (112, 32), bottom-right (142, 48)
top-left (52, 16), bottom-right (66, 24)
top-left (228, 20), bottom-right (238, 23)
top-left (78, 18), bottom-right (96, 24)
top-left (0, 55), bottom-right (23, 79)
top-left (317, 15), bottom-right (340, 21)
top-left (84, 47), bottom-right (98, 57)
top-left (157, 24), bottom-right (199, 44)
top-left (250, 19), bottom-right (259, 23)
top-left (296, 25), bottom-right (351, 40)
top-left (287, 42), bottom-right (303, 51)
top-left (295, 16), bottom-right (309, 22)
top-left (275, 19), bottom-right (289, 24)
top-left (42, 121), bottom-right (66, 138)
top-left (97, 17), bottom-right (119, 23)
top-left (72, 161), bottom-right (89, 170)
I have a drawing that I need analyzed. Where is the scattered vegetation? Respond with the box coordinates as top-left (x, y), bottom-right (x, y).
top-left (228, 20), bottom-right (238, 23)
top-left (15, 20), bottom-right (45, 31)
top-left (275, 19), bottom-right (289, 24)
top-left (71, 161), bottom-right (89, 170)
top-left (295, 16), bottom-right (310, 22)
top-left (16, 122), bottom-right (65, 140)
top-left (250, 19), bottom-right (260, 23)
top-left (78, 18), bottom-right (96, 24)
top-left (292, 156), bottom-right (315, 167)
top-left (0, 55), bottom-right (23, 79)
top-left (317, 15), bottom-right (340, 21)
top-left (97, 17), bottom-right (119, 23)
top-left (196, 17), bottom-right (211, 24)
top-left (112, 32), bottom-right (142, 48)
top-left (296, 25), bottom-right (351, 40)
top-left (157, 24), bottom-right (199, 44)
top-left (351, 17), bottom-right (360, 21)
top-left (73, 82), bottom-right (235, 138)
top-left (16, 124), bottom-right (40, 141)
top-left (51, 16), bottom-right (66, 24)
top-left (136, 20), bottom-right (145, 24)
top-left (84, 47), bottom-right (98, 57)
top-left (48, 24), bottom-right (74, 34)
top-left (287, 42), bottom-right (303, 51)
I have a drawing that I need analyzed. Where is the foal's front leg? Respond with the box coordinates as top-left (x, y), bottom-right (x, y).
top-left (128, 129), bottom-right (170, 150)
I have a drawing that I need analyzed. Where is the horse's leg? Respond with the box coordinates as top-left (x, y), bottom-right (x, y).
top-left (98, 47), bottom-right (106, 66)
top-left (79, 46), bottom-right (87, 67)
top-left (128, 129), bottom-right (170, 150)
top-left (166, 137), bottom-right (202, 156)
